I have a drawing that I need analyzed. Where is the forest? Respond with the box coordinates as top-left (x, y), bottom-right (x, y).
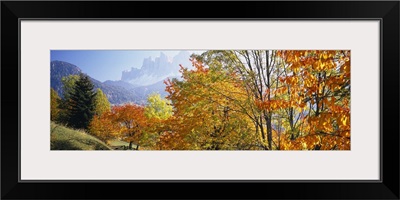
top-left (51, 50), bottom-right (351, 150)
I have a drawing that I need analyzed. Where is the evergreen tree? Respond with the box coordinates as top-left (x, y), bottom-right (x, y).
top-left (67, 73), bottom-right (96, 129)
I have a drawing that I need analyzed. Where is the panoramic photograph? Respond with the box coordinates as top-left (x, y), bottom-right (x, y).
top-left (50, 50), bottom-right (351, 150)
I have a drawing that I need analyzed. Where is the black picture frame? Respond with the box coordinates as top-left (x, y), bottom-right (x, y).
top-left (1, 1), bottom-right (399, 199)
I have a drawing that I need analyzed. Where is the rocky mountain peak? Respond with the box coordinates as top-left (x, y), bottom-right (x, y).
top-left (120, 51), bottom-right (192, 86)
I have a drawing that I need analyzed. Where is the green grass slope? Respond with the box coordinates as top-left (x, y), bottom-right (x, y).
top-left (51, 122), bottom-right (112, 150)
top-left (108, 139), bottom-right (139, 150)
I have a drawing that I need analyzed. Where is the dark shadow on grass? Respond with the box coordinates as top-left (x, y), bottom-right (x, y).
top-left (51, 140), bottom-right (81, 150)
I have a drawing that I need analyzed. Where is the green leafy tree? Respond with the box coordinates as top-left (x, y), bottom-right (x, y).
top-left (61, 75), bottom-right (80, 100)
top-left (141, 93), bottom-right (173, 149)
top-left (67, 73), bottom-right (96, 129)
top-left (144, 93), bottom-right (173, 120)
top-left (57, 75), bottom-right (80, 124)
top-left (94, 88), bottom-right (111, 116)
top-left (50, 88), bottom-right (61, 121)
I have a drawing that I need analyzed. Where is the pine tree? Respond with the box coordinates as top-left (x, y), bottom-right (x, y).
top-left (67, 73), bottom-right (96, 129)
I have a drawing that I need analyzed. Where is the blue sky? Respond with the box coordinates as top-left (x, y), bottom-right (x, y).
top-left (51, 50), bottom-right (200, 82)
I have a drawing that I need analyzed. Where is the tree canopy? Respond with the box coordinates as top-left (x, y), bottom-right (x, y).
top-left (51, 50), bottom-right (351, 150)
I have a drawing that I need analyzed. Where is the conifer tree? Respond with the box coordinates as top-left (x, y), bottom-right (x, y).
top-left (67, 73), bottom-right (96, 129)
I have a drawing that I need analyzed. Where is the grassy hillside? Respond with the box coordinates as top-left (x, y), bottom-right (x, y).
top-left (51, 122), bottom-right (112, 150)
top-left (108, 139), bottom-right (139, 150)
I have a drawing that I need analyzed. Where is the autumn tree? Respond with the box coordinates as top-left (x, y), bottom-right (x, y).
top-left (85, 50), bottom-right (351, 151)
top-left (111, 104), bottom-right (148, 149)
top-left (195, 50), bottom-right (282, 150)
top-left (271, 50), bottom-right (351, 150)
top-left (141, 93), bottom-right (173, 149)
top-left (89, 111), bottom-right (119, 143)
top-left (88, 88), bottom-right (112, 142)
top-left (94, 88), bottom-right (111, 116)
top-left (50, 88), bottom-right (61, 121)
top-left (193, 50), bottom-right (350, 150)
top-left (144, 93), bottom-right (173, 120)
top-left (89, 103), bottom-right (151, 149)
top-left (165, 58), bottom-right (257, 150)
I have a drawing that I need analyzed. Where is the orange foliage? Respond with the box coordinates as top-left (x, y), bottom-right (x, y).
top-left (272, 50), bottom-right (351, 150)
top-left (89, 50), bottom-right (351, 151)
top-left (164, 58), bottom-right (256, 150)
top-left (89, 104), bottom-right (148, 146)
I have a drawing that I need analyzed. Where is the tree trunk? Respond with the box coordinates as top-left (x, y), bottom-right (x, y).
top-left (289, 107), bottom-right (295, 139)
top-left (265, 51), bottom-right (273, 150)
top-left (265, 113), bottom-right (273, 150)
top-left (129, 141), bottom-right (133, 150)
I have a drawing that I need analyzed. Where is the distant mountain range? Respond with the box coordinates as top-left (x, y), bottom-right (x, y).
top-left (50, 51), bottom-right (194, 105)
top-left (121, 51), bottom-right (192, 86)
top-left (51, 61), bottom-right (138, 104)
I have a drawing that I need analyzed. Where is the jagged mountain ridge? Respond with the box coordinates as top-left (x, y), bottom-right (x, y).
top-left (50, 60), bottom-right (176, 105)
top-left (51, 51), bottom-right (194, 104)
top-left (121, 51), bottom-right (192, 86)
